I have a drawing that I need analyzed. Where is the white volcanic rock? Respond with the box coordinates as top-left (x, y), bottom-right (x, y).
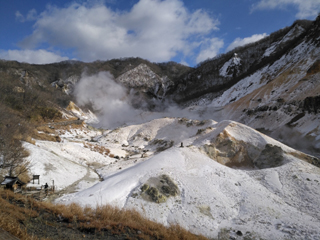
top-left (219, 53), bottom-right (242, 78)
top-left (65, 101), bottom-right (99, 124)
top-left (41, 117), bottom-right (320, 240)
top-left (116, 63), bottom-right (174, 98)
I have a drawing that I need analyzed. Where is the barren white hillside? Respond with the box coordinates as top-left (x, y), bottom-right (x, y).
top-left (25, 117), bottom-right (320, 240)
top-left (189, 35), bottom-right (320, 156)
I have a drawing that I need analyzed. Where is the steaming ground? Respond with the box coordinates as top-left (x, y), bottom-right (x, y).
top-left (74, 72), bottom-right (225, 129)
top-left (73, 72), bottom-right (320, 159)
top-left (74, 71), bottom-right (141, 128)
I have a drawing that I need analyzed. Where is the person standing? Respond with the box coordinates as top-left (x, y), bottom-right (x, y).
top-left (44, 183), bottom-right (48, 196)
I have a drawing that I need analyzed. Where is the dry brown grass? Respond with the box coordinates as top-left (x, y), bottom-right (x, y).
top-left (84, 142), bottom-right (111, 156)
top-left (31, 129), bottom-right (61, 142)
top-left (54, 116), bottom-right (80, 123)
top-left (66, 101), bottom-right (81, 112)
top-left (24, 136), bottom-right (36, 145)
top-left (36, 126), bottom-right (56, 134)
top-left (51, 121), bottom-right (85, 132)
top-left (288, 151), bottom-right (320, 167)
top-left (0, 188), bottom-right (208, 240)
top-left (78, 205), bottom-right (206, 240)
top-left (0, 190), bottom-right (39, 240)
top-left (64, 121), bottom-right (85, 129)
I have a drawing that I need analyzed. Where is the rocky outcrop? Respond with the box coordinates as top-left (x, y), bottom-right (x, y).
top-left (254, 144), bottom-right (284, 169)
top-left (150, 139), bottom-right (174, 153)
top-left (219, 53), bottom-right (243, 78)
top-left (201, 129), bottom-right (288, 169)
top-left (65, 101), bottom-right (99, 123)
top-left (116, 63), bottom-right (174, 99)
top-left (139, 175), bottom-right (179, 203)
top-left (202, 130), bottom-right (259, 168)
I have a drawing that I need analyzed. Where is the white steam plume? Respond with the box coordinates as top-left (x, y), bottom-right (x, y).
top-left (74, 71), bottom-right (210, 129)
top-left (74, 71), bottom-right (142, 128)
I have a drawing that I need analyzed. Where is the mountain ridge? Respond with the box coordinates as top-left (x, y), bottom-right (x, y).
top-left (1, 16), bottom-right (319, 155)
top-left (1, 15), bottom-right (320, 240)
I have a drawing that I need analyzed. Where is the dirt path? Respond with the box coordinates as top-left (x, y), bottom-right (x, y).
top-left (41, 119), bottom-right (84, 127)
top-left (45, 166), bottom-right (101, 203)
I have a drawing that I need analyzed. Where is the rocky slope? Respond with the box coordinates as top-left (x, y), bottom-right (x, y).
top-left (0, 57), bottom-right (189, 99)
top-left (171, 19), bottom-right (313, 102)
top-left (174, 16), bottom-right (320, 156)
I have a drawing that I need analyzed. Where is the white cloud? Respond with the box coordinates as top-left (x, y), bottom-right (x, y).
top-left (15, 11), bottom-right (24, 22)
top-left (226, 33), bottom-right (268, 52)
top-left (26, 9), bottom-right (38, 21)
top-left (19, 0), bottom-right (220, 63)
top-left (196, 38), bottom-right (224, 63)
top-left (251, 0), bottom-right (320, 18)
top-left (15, 9), bottom-right (37, 22)
top-left (0, 49), bottom-right (69, 64)
top-left (179, 60), bottom-right (190, 66)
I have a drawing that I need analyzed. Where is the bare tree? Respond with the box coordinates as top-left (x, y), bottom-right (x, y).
top-left (0, 106), bottom-right (31, 180)
top-left (0, 138), bottom-right (30, 177)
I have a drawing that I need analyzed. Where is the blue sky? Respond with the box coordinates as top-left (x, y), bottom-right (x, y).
top-left (1, 0), bottom-right (319, 66)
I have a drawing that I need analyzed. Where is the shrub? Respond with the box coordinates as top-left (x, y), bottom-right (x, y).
top-left (39, 107), bottom-right (62, 120)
